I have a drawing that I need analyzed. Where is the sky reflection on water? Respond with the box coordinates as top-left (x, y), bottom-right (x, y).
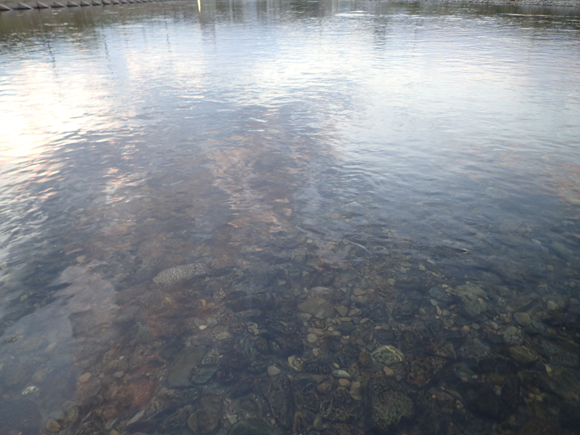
top-left (1, 1), bottom-right (580, 434)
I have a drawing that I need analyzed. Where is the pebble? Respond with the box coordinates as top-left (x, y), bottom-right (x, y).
top-left (383, 366), bottom-right (395, 377)
top-left (287, 356), bottom-right (303, 372)
top-left (514, 312), bottom-right (531, 327)
top-left (317, 379), bottom-right (334, 394)
top-left (332, 370), bottom-right (351, 379)
top-left (45, 419), bottom-right (61, 433)
top-left (335, 305), bottom-right (348, 316)
top-left (79, 373), bottom-right (92, 383)
top-left (338, 378), bottom-right (351, 387)
top-left (206, 317), bottom-right (218, 327)
top-left (460, 325), bottom-right (470, 335)
top-left (198, 325), bottom-right (208, 331)
top-left (113, 371), bottom-right (125, 379)
top-left (267, 365), bottom-right (281, 376)
top-left (547, 301), bottom-right (558, 310)
top-left (307, 334), bottom-right (317, 343)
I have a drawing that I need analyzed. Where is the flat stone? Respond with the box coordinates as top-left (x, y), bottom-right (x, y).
top-left (268, 365), bottom-right (281, 376)
top-left (508, 346), bottom-right (538, 365)
top-left (307, 333), bottom-right (317, 343)
top-left (332, 370), bottom-right (351, 379)
top-left (167, 347), bottom-right (205, 387)
top-left (298, 297), bottom-right (335, 319)
top-left (216, 331), bottom-right (232, 341)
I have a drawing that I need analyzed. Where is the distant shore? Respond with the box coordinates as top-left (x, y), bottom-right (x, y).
top-left (1, 0), bottom-right (579, 13)
top-left (392, 0), bottom-right (580, 7)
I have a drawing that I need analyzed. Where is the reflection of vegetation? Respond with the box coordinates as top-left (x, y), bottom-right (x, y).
top-left (2, 0), bottom-right (578, 52)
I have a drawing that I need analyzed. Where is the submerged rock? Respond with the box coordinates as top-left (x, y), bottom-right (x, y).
top-left (188, 395), bottom-right (223, 435)
top-left (167, 347), bottom-right (206, 387)
top-left (407, 356), bottom-right (447, 387)
top-left (261, 375), bottom-right (294, 428)
top-left (371, 345), bottom-right (405, 366)
top-left (320, 387), bottom-right (363, 423)
top-left (298, 297), bottom-right (335, 319)
top-left (153, 263), bottom-right (208, 287)
top-left (508, 346), bottom-right (538, 365)
top-left (228, 419), bottom-right (280, 435)
top-left (369, 379), bottom-right (413, 431)
top-left (451, 283), bottom-right (488, 319)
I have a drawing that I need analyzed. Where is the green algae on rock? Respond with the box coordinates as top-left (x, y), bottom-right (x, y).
top-left (152, 263), bottom-right (209, 287)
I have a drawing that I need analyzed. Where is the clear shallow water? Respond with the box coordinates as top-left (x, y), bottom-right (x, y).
top-left (1, 1), bottom-right (580, 434)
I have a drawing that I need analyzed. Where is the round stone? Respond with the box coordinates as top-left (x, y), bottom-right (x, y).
top-left (45, 419), bottom-right (61, 433)
top-left (338, 378), bottom-right (351, 388)
top-left (306, 334), bottom-right (317, 343)
top-left (513, 312), bottom-right (531, 327)
top-left (78, 373), bottom-right (92, 383)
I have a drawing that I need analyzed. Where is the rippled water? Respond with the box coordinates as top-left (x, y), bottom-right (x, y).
top-left (1, 1), bottom-right (580, 434)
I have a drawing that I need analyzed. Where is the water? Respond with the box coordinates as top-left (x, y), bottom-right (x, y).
top-left (1, 0), bottom-right (580, 433)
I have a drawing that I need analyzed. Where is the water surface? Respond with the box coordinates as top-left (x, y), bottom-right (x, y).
top-left (1, 1), bottom-right (580, 434)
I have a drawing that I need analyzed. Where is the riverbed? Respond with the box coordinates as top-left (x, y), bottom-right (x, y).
top-left (1, 1), bottom-right (580, 434)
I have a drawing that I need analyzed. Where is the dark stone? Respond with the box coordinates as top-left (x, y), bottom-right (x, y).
top-left (322, 423), bottom-right (364, 435)
top-left (407, 356), bottom-right (447, 387)
top-left (269, 334), bottom-right (304, 358)
top-left (429, 287), bottom-right (452, 303)
top-left (478, 356), bottom-right (517, 375)
top-left (369, 378), bottom-right (413, 431)
top-left (187, 395), bottom-right (222, 435)
top-left (560, 401), bottom-right (580, 432)
top-left (261, 375), bottom-right (294, 429)
top-left (364, 304), bottom-right (388, 323)
top-left (425, 339), bottom-right (456, 360)
top-left (228, 418), bottom-right (280, 435)
top-left (534, 338), bottom-right (580, 368)
top-left (304, 360), bottom-right (332, 375)
top-left (167, 347), bottom-right (205, 388)
top-left (462, 376), bottom-right (519, 421)
top-left (393, 300), bottom-right (415, 319)
top-left (216, 350), bottom-right (249, 384)
top-left (320, 388), bottom-right (363, 423)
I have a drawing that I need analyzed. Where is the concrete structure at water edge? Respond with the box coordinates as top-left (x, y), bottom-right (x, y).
top-left (0, 0), bottom-right (171, 11)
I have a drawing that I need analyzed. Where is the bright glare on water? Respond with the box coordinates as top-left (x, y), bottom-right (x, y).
top-left (1, 1), bottom-right (580, 434)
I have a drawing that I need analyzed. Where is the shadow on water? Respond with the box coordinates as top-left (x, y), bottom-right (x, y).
top-left (1, 0), bottom-right (580, 434)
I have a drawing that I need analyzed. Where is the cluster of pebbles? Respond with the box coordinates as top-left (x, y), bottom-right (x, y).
top-left (2, 249), bottom-right (575, 435)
